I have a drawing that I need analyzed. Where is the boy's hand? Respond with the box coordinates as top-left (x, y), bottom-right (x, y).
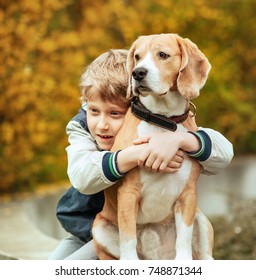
top-left (162, 150), bottom-right (184, 173)
top-left (133, 132), bottom-right (185, 173)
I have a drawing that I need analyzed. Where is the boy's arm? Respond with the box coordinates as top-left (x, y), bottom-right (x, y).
top-left (194, 127), bottom-right (234, 175)
top-left (134, 128), bottom-right (233, 175)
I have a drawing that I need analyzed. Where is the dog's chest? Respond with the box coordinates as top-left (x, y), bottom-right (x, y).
top-left (136, 122), bottom-right (192, 224)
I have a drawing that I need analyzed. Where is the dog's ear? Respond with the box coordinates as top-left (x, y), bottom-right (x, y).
top-left (126, 42), bottom-right (136, 99)
top-left (176, 36), bottom-right (211, 100)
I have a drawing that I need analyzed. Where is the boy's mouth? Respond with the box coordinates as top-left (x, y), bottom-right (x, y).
top-left (97, 134), bottom-right (113, 140)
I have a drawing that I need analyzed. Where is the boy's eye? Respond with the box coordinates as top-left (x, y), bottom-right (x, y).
top-left (89, 108), bottom-right (99, 114)
top-left (111, 110), bottom-right (126, 118)
top-left (111, 111), bottom-right (121, 116)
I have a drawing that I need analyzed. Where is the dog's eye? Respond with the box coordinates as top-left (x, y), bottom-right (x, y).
top-left (158, 52), bottom-right (170, 60)
top-left (134, 54), bottom-right (140, 61)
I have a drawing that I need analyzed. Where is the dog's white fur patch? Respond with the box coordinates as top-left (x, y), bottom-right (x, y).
top-left (119, 237), bottom-right (139, 260)
top-left (174, 212), bottom-right (193, 260)
top-left (134, 52), bottom-right (163, 93)
top-left (136, 122), bottom-right (192, 225)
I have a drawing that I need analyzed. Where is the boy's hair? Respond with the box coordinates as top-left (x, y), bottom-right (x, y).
top-left (80, 49), bottom-right (130, 107)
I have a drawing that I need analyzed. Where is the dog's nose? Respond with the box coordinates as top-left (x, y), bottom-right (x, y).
top-left (132, 67), bottom-right (148, 81)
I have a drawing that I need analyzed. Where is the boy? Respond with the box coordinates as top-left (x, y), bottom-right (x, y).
top-left (49, 49), bottom-right (233, 260)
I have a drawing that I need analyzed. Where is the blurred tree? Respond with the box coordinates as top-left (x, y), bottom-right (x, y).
top-left (0, 0), bottom-right (255, 192)
top-left (0, 0), bottom-right (82, 192)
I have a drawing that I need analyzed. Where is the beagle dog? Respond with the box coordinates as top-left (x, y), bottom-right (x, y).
top-left (92, 33), bottom-right (214, 260)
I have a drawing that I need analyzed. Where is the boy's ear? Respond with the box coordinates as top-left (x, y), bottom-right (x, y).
top-left (126, 42), bottom-right (136, 99)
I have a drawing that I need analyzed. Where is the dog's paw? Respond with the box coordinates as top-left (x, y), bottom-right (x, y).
top-left (120, 252), bottom-right (139, 260)
top-left (175, 252), bottom-right (193, 260)
top-left (120, 239), bottom-right (139, 260)
top-left (199, 254), bottom-right (214, 260)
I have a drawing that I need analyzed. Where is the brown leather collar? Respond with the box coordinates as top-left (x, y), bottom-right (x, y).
top-left (131, 96), bottom-right (192, 131)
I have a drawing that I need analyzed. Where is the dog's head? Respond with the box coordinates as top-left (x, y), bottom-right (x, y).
top-left (127, 33), bottom-right (211, 100)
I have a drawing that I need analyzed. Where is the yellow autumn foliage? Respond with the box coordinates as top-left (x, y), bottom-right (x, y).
top-left (0, 0), bottom-right (255, 192)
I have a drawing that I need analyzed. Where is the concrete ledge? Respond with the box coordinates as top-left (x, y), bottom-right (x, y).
top-left (0, 202), bottom-right (60, 259)
top-left (0, 187), bottom-right (68, 260)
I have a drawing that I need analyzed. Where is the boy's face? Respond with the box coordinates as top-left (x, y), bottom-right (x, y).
top-left (87, 95), bottom-right (128, 150)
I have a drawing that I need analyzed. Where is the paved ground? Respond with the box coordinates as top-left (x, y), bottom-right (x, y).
top-left (0, 186), bottom-right (67, 260)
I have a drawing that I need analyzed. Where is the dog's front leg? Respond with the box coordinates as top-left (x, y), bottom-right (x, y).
top-left (174, 188), bottom-right (196, 260)
top-left (117, 169), bottom-right (141, 260)
top-left (174, 162), bottom-right (200, 260)
top-left (194, 209), bottom-right (214, 260)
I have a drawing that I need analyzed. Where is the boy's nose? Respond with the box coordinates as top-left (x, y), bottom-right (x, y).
top-left (97, 116), bottom-right (109, 130)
